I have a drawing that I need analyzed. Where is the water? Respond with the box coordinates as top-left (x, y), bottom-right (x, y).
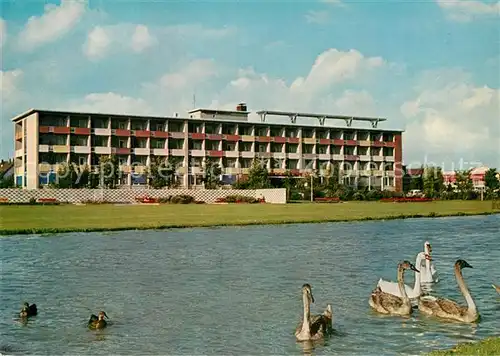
top-left (1, 215), bottom-right (499, 355)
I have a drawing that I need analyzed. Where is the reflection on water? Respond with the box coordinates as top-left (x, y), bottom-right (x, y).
top-left (0, 215), bottom-right (499, 355)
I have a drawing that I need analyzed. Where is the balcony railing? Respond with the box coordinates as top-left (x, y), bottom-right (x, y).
top-left (71, 127), bottom-right (91, 135)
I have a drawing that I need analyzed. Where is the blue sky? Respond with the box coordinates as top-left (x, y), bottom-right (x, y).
top-left (1, 0), bottom-right (498, 170)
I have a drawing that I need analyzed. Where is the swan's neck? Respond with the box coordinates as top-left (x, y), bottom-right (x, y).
top-left (301, 292), bottom-right (311, 333)
top-left (455, 265), bottom-right (476, 313)
top-left (413, 257), bottom-right (422, 294)
top-left (397, 266), bottom-right (410, 303)
top-left (425, 257), bottom-right (431, 273)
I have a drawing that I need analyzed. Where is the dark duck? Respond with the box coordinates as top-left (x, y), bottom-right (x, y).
top-left (19, 302), bottom-right (37, 318)
top-left (88, 311), bottom-right (109, 329)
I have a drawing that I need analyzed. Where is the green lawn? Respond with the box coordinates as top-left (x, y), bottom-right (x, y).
top-left (427, 337), bottom-right (500, 355)
top-left (0, 200), bottom-right (498, 235)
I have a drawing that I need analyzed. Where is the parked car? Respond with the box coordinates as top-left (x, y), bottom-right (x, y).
top-left (407, 189), bottom-right (424, 198)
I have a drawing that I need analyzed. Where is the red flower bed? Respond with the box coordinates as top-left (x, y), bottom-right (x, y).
top-left (136, 196), bottom-right (158, 204)
top-left (315, 197), bottom-right (341, 203)
top-left (37, 198), bottom-right (58, 203)
top-left (380, 197), bottom-right (433, 203)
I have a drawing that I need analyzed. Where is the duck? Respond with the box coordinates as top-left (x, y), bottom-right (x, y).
top-left (369, 260), bottom-right (419, 316)
top-left (295, 283), bottom-right (333, 342)
top-left (19, 302), bottom-right (37, 318)
top-left (418, 259), bottom-right (479, 323)
top-left (376, 252), bottom-right (428, 303)
top-left (88, 311), bottom-right (109, 329)
top-left (420, 241), bottom-right (438, 283)
top-left (493, 284), bottom-right (500, 294)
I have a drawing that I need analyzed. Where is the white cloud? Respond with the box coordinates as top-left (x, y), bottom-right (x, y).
top-left (0, 18), bottom-right (6, 48)
top-left (83, 26), bottom-right (111, 59)
top-left (17, 0), bottom-right (87, 51)
top-left (305, 10), bottom-right (331, 24)
top-left (159, 59), bottom-right (218, 90)
top-left (401, 71), bottom-right (500, 166)
top-left (436, 0), bottom-right (500, 22)
top-left (159, 24), bottom-right (236, 39)
top-left (131, 25), bottom-right (156, 53)
top-left (83, 23), bottom-right (156, 60)
top-left (65, 92), bottom-right (153, 115)
top-left (290, 49), bottom-right (385, 95)
top-left (83, 23), bottom-right (234, 60)
top-left (0, 69), bottom-right (24, 98)
top-left (332, 90), bottom-right (377, 115)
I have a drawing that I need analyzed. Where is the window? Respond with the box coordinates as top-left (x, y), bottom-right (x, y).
top-left (302, 129), bottom-right (313, 138)
top-left (271, 143), bottom-right (283, 153)
top-left (317, 145), bottom-right (328, 154)
top-left (78, 156), bottom-right (87, 165)
top-left (189, 140), bottom-right (203, 150)
top-left (205, 124), bottom-right (219, 134)
top-left (151, 139), bottom-right (165, 149)
top-left (302, 145), bottom-right (314, 154)
top-left (256, 127), bottom-right (268, 136)
top-left (119, 139), bottom-right (127, 148)
top-left (344, 131), bottom-right (355, 140)
top-left (240, 142), bottom-right (252, 152)
top-left (270, 128), bottom-right (282, 137)
top-left (239, 126), bottom-right (252, 135)
top-left (286, 129), bottom-right (297, 138)
top-left (257, 143), bottom-right (267, 152)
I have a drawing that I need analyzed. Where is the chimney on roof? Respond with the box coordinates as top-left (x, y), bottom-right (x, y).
top-left (236, 102), bottom-right (247, 112)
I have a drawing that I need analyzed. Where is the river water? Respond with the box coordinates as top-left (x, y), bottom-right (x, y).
top-left (1, 215), bottom-right (499, 355)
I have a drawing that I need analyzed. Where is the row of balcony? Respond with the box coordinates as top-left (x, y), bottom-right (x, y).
top-left (32, 145), bottom-right (395, 162)
top-left (34, 116), bottom-right (396, 140)
top-left (32, 126), bottom-right (397, 145)
top-left (33, 143), bottom-right (392, 156)
top-left (35, 163), bottom-right (397, 177)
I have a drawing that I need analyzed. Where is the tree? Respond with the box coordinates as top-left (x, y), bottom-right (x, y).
top-left (164, 156), bottom-right (182, 188)
top-left (246, 158), bottom-right (271, 189)
top-left (484, 168), bottom-right (499, 191)
top-left (53, 163), bottom-right (90, 188)
top-left (282, 170), bottom-right (296, 201)
top-left (147, 156), bottom-right (168, 189)
top-left (423, 166), bottom-right (444, 198)
top-left (455, 169), bottom-right (474, 200)
top-left (0, 174), bottom-right (14, 188)
top-left (99, 155), bottom-right (119, 188)
top-left (203, 158), bottom-right (222, 189)
top-left (324, 161), bottom-right (340, 197)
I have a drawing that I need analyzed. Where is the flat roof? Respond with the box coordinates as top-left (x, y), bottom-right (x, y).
top-left (11, 108), bottom-right (404, 132)
top-left (256, 110), bottom-right (386, 123)
top-left (188, 108), bottom-right (249, 115)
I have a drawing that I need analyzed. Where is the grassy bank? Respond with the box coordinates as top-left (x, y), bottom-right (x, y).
top-left (1, 200), bottom-right (498, 236)
top-left (427, 337), bottom-right (500, 355)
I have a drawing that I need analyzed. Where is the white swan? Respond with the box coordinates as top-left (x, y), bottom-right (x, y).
top-left (420, 241), bottom-right (438, 283)
top-left (376, 252), bottom-right (428, 301)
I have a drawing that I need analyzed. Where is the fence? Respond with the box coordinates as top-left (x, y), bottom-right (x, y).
top-left (0, 188), bottom-right (287, 204)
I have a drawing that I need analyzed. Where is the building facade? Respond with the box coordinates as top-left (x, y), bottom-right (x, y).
top-left (443, 166), bottom-right (492, 190)
top-left (12, 105), bottom-right (404, 190)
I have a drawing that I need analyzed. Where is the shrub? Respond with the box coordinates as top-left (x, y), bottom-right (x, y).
top-left (289, 191), bottom-right (302, 201)
top-left (352, 192), bottom-right (365, 201)
top-left (170, 194), bottom-right (195, 204)
top-left (224, 195), bottom-right (259, 203)
top-left (365, 189), bottom-right (383, 201)
top-left (80, 199), bottom-right (109, 205)
top-left (157, 196), bottom-right (172, 204)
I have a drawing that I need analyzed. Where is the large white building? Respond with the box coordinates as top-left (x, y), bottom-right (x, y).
top-left (12, 104), bottom-right (404, 190)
